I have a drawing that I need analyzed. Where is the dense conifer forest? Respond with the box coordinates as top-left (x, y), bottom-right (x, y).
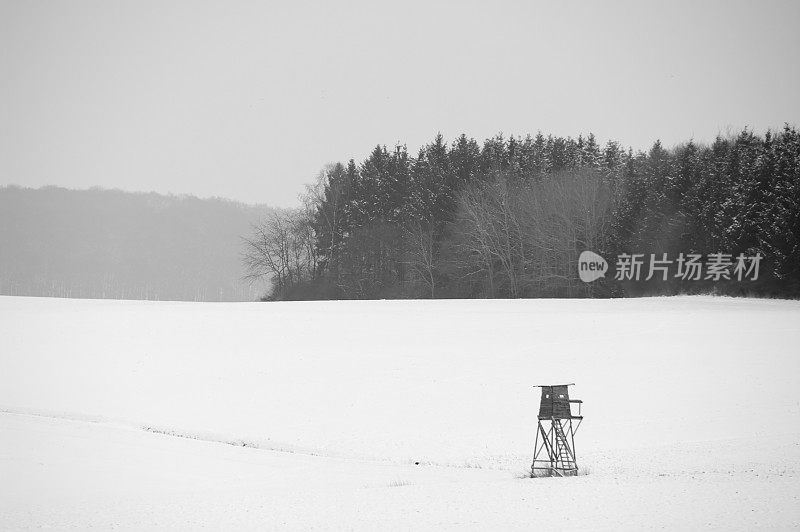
top-left (244, 125), bottom-right (800, 300)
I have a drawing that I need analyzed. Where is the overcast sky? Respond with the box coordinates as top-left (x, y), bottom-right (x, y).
top-left (1, 0), bottom-right (798, 207)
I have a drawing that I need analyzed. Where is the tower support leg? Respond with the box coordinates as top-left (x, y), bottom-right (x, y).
top-left (531, 418), bottom-right (579, 477)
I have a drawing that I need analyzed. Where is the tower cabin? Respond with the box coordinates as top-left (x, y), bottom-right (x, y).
top-left (538, 383), bottom-right (582, 420)
top-left (531, 383), bottom-right (584, 477)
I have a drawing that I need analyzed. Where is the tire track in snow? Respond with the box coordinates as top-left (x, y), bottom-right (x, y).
top-left (0, 408), bottom-right (508, 471)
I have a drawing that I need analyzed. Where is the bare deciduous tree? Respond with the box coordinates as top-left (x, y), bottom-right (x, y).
top-left (454, 169), bottom-right (612, 297)
top-left (403, 221), bottom-right (438, 298)
top-left (242, 210), bottom-right (316, 299)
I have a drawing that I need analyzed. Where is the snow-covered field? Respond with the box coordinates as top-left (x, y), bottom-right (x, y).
top-left (1, 295), bottom-right (799, 529)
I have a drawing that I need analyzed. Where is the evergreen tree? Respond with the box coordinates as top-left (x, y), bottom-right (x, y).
top-left (288, 126), bottom-right (798, 300)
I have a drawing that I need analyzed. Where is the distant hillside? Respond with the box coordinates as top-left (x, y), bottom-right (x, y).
top-left (0, 186), bottom-right (272, 301)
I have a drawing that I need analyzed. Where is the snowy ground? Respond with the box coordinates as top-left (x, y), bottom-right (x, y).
top-left (1, 295), bottom-right (799, 529)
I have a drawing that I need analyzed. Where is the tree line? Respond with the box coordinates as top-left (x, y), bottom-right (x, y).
top-left (0, 186), bottom-right (269, 301)
top-left (243, 126), bottom-right (800, 299)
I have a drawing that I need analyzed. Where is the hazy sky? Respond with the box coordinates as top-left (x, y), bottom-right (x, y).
top-left (1, 1), bottom-right (799, 207)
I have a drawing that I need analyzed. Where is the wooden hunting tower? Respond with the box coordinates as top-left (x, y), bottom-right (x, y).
top-left (531, 383), bottom-right (583, 477)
